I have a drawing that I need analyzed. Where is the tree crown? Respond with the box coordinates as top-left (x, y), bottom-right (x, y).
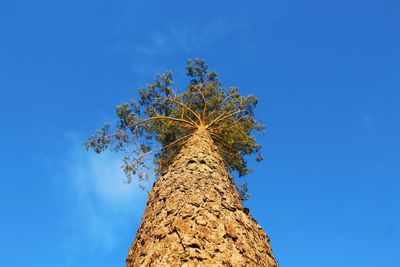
top-left (85, 59), bottom-right (265, 193)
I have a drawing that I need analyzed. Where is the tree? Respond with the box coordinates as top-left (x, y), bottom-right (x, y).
top-left (85, 59), bottom-right (279, 266)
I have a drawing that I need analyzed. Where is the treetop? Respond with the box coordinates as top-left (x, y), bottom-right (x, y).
top-left (85, 59), bottom-right (265, 187)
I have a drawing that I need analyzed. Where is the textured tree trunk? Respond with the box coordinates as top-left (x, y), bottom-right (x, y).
top-left (126, 129), bottom-right (278, 266)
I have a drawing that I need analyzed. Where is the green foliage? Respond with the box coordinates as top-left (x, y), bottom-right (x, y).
top-left (85, 59), bottom-right (265, 186)
top-left (235, 182), bottom-right (250, 201)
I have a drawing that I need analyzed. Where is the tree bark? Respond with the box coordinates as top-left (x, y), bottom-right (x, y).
top-left (126, 129), bottom-right (278, 266)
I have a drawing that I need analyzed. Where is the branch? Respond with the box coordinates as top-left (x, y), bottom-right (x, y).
top-left (218, 146), bottom-right (241, 157)
top-left (135, 132), bottom-right (193, 161)
top-left (206, 109), bottom-right (246, 129)
top-left (161, 132), bottom-right (193, 151)
top-left (220, 92), bottom-right (237, 108)
top-left (106, 116), bottom-right (196, 138)
top-left (169, 87), bottom-right (177, 99)
top-left (209, 132), bottom-right (239, 155)
top-left (154, 115), bottom-right (198, 128)
top-left (207, 92), bottom-right (239, 118)
top-left (207, 115), bottom-right (250, 133)
top-left (159, 97), bottom-right (202, 124)
top-left (205, 111), bottom-right (228, 129)
top-left (210, 130), bottom-right (249, 145)
top-left (192, 84), bottom-right (207, 120)
top-left (215, 151), bottom-right (234, 174)
top-left (184, 115), bottom-right (198, 126)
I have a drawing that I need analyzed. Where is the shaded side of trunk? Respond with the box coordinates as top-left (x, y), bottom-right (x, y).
top-left (126, 129), bottom-right (278, 266)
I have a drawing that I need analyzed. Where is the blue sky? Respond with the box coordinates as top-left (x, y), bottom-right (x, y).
top-left (0, 0), bottom-right (399, 266)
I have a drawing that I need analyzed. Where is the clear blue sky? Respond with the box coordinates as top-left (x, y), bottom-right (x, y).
top-left (0, 0), bottom-right (399, 266)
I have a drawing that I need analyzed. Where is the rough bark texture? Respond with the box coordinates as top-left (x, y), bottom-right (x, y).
top-left (126, 129), bottom-right (278, 266)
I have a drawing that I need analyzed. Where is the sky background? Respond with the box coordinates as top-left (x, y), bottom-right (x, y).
top-left (1, 0), bottom-right (399, 266)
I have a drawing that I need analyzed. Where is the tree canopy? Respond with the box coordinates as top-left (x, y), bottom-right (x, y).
top-left (85, 59), bottom-right (265, 194)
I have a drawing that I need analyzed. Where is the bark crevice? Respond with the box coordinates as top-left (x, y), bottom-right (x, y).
top-left (126, 129), bottom-right (278, 266)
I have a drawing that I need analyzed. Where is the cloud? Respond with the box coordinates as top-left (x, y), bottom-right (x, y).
top-left (133, 18), bottom-right (241, 57)
top-left (124, 18), bottom-right (243, 81)
top-left (60, 134), bottom-right (149, 257)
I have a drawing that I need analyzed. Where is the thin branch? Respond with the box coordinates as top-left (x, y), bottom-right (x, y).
top-left (217, 153), bottom-right (234, 174)
top-left (205, 111), bottom-right (228, 129)
top-left (218, 146), bottom-right (241, 157)
top-left (207, 92), bottom-right (239, 119)
top-left (185, 89), bottom-right (198, 122)
top-left (161, 132), bottom-right (193, 151)
top-left (221, 92), bottom-right (237, 108)
top-left (209, 132), bottom-right (239, 155)
top-left (209, 130), bottom-right (250, 146)
top-left (152, 106), bottom-right (158, 116)
top-left (206, 109), bottom-right (246, 129)
top-left (208, 115), bottom-right (249, 133)
top-left (135, 132), bottom-right (194, 161)
top-left (192, 84), bottom-right (207, 120)
top-left (154, 115), bottom-right (198, 128)
top-left (184, 115), bottom-right (198, 126)
top-left (106, 116), bottom-right (196, 138)
top-left (159, 97), bottom-right (201, 124)
top-left (168, 87), bottom-right (177, 99)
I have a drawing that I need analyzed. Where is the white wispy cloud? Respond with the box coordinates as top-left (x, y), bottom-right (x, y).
top-left (134, 18), bottom-right (240, 57)
top-left (60, 134), bottom-right (149, 257)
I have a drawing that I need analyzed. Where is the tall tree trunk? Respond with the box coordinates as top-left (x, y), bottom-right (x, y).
top-left (126, 129), bottom-right (278, 266)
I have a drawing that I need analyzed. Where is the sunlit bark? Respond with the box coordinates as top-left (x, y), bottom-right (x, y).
top-left (126, 129), bottom-right (278, 266)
